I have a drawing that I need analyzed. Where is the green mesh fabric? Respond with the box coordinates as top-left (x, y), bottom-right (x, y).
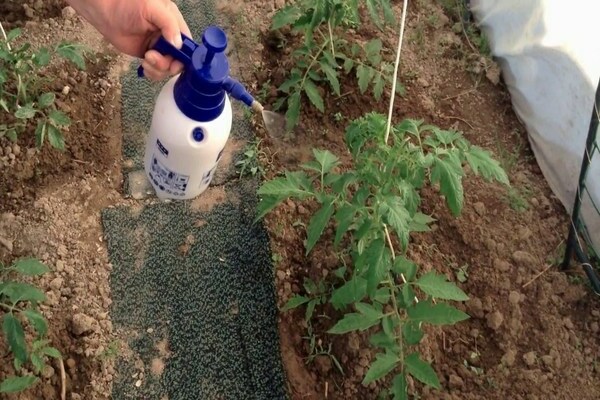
top-left (101, 0), bottom-right (287, 398)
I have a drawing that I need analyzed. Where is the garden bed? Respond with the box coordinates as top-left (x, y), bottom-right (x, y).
top-left (1, 0), bottom-right (600, 399)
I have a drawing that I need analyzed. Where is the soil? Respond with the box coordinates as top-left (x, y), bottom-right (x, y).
top-left (1, 0), bottom-right (599, 400)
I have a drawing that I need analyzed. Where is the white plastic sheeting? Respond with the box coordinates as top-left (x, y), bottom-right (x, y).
top-left (470, 0), bottom-right (600, 251)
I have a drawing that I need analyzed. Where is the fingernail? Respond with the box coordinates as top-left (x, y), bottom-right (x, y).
top-left (173, 34), bottom-right (182, 49)
top-left (147, 53), bottom-right (157, 66)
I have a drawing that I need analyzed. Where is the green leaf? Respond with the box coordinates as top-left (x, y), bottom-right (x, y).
top-left (258, 171), bottom-right (313, 199)
top-left (38, 93), bottom-right (55, 108)
top-left (357, 65), bottom-right (373, 94)
top-left (373, 74), bottom-right (385, 100)
top-left (286, 91), bottom-right (301, 131)
top-left (0, 98), bottom-right (9, 112)
top-left (1, 282), bottom-right (46, 304)
top-left (281, 295), bottom-right (310, 312)
top-left (381, 0), bottom-right (396, 25)
top-left (392, 374), bottom-right (408, 400)
top-left (5, 129), bottom-right (18, 142)
top-left (303, 79), bottom-right (324, 112)
top-left (362, 352), bottom-right (399, 384)
top-left (328, 313), bottom-right (379, 334)
top-left (380, 196), bottom-right (410, 249)
top-left (14, 105), bottom-right (36, 119)
top-left (271, 6), bottom-right (302, 30)
top-left (465, 146), bottom-right (510, 185)
top-left (334, 204), bottom-right (356, 248)
top-left (400, 284), bottom-right (416, 308)
top-left (356, 237), bottom-right (384, 276)
top-left (365, 39), bottom-right (383, 64)
top-left (0, 376), bottom-right (38, 393)
top-left (320, 62), bottom-right (340, 96)
top-left (392, 257), bottom-right (418, 281)
top-left (403, 321), bottom-right (424, 345)
top-left (3, 314), bottom-right (28, 364)
top-left (305, 199), bottom-right (334, 254)
top-left (369, 331), bottom-right (398, 352)
top-left (431, 153), bottom-right (464, 216)
top-left (35, 121), bottom-right (46, 148)
top-left (355, 302), bottom-right (384, 320)
top-left (414, 271), bottom-right (469, 301)
top-left (410, 212), bottom-right (435, 232)
top-left (365, 244), bottom-right (392, 297)
top-left (407, 301), bottom-right (470, 325)
top-left (56, 42), bottom-right (86, 70)
top-left (49, 110), bottom-right (70, 126)
top-left (331, 276), bottom-right (367, 309)
top-left (41, 347), bottom-right (62, 359)
top-left (305, 298), bottom-right (318, 321)
top-left (13, 258), bottom-right (49, 276)
top-left (313, 149), bottom-right (339, 175)
top-left (23, 310), bottom-right (48, 337)
top-left (7, 28), bottom-right (21, 42)
top-left (34, 48), bottom-right (51, 66)
top-left (405, 352), bottom-right (441, 389)
top-left (373, 287), bottom-right (390, 304)
top-left (47, 124), bottom-right (65, 150)
top-left (31, 353), bottom-right (44, 373)
top-left (365, 0), bottom-right (383, 29)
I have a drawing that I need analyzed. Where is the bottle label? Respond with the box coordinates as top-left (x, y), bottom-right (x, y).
top-left (148, 155), bottom-right (189, 196)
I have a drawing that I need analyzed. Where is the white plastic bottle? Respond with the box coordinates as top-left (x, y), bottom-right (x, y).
top-left (140, 26), bottom-right (258, 200)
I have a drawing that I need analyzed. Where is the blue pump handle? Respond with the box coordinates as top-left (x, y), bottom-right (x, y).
top-left (137, 34), bottom-right (197, 77)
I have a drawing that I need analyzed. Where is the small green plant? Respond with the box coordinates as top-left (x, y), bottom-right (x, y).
top-left (0, 27), bottom-right (86, 149)
top-left (506, 186), bottom-right (530, 212)
top-left (302, 323), bottom-right (345, 375)
top-left (271, 0), bottom-right (404, 130)
top-left (235, 139), bottom-right (267, 178)
top-left (257, 113), bottom-right (509, 397)
top-left (1, 258), bottom-right (62, 394)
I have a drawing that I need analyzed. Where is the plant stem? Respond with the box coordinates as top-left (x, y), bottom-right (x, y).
top-left (327, 20), bottom-right (335, 58)
top-left (0, 21), bottom-right (11, 51)
top-left (299, 37), bottom-right (330, 92)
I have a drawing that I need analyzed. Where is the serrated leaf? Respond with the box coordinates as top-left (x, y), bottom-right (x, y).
top-left (56, 42), bottom-right (86, 70)
top-left (49, 110), bottom-right (70, 126)
top-left (257, 171), bottom-right (313, 199)
top-left (392, 257), bottom-right (417, 281)
top-left (38, 92), bottom-right (55, 108)
top-left (400, 284), bottom-right (416, 307)
top-left (281, 295), bottom-right (310, 312)
top-left (356, 237), bottom-right (385, 276)
top-left (373, 74), bottom-right (385, 100)
top-left (414, 271), bottom-right (469, 301)
top-left (0, 376), bottom-right (38, 393)
top-left (369, 331), bottom-right (398, 352)
top-left (3, 314), bottom-right (28, 364)
top-left (23, 310), bottom-right (47, 337)
top-left (373, 287), bottom-right (390, 304)
top-left (303, 79), bottom-right (324, 112)
top-left (47, 124), bottom-right (65, 150)
top-left (320, 62), bottom-right (340, 96)
top-left (357, 65), bottom-right (373, 94)
top-left (410, 212), bottom-right (435, 232)
top-left (331, 276), bottom-right (367, 309)
top-left (403, 321), bottom-right (424, 345)
top-left (355, 302), bottom-right (384, 320)
top-left (392, 374), bottom-right (408, 400)
top-left (35, 121), bottom-right (46, 148)
top-left (328, 313), bottom-right (379, 334)
top-left (286, 91), bottom-right (301, 131)
top-left (465, 146), bottom-right (510, 185)
top-left (305, 199), bottom-right (334, 254)
top-left (31, 353), bottom-right (44, 373)
top-left (365, 245), bottom-right (392, 297)
top-left (366, 0), bottom-right (383, 29)
top-left (313, 149), bottom-right (339, 175)
top-left (41, 347), bottom-right (61, 359)
top-left (14, 105), bottom-right (36, 119)
top-left (13, 258), bottom-right (49, 276)
top-left (305, 298), bottom-right (318, 321)
top-left (7, 28), bottom-right (21, 42)
top-left (405, 353), bottom-right (441, 389)
top-left (271, 6), bottom-right (302, 30)
top-left (380, 196), bottom-right (410, 249)
top-left (431, 153), bottom-right (464, 216)
top-left (34, 48), bottom-right (50, 66)
top-left (407, 301), bottom-right (470, 325)
top-left (334, 204), bottom-right (356, 247)
top-left (1, 282), bottom-right (46, 304)
top-left (381, 0), bottom-right (396, 25)
top-left (6, 129), bottom-right (17, 142)
top-left (362, 352), bottom-right (399, 384)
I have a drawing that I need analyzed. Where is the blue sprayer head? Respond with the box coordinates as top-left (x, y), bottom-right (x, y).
top-left (138, 26), bottom-right (256, 122)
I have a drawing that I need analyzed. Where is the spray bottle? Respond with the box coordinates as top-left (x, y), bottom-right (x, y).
top-left (139, 26), bottom-right (262, 200)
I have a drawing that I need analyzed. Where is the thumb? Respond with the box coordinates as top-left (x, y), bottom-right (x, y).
top-left (147, 1), bottom-right (183, 48)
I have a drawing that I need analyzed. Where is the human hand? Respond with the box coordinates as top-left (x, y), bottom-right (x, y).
top-left (67, 0), bottom-right (191, 81)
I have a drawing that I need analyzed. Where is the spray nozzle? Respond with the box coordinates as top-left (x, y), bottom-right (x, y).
top-left (137, 26), bottom-right (257, 122)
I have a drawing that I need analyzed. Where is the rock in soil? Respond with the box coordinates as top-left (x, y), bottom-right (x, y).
top-left (486, 310), bottom-right (504, 330)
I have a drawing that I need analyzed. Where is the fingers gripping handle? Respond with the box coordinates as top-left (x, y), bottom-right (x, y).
top-left (137, 34), bottom-right (197, 78)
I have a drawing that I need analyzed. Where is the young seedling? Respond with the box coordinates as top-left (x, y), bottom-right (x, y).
top-left (0, 26), bottom-right (87, 149)
top-left (0, 258), bottom-right (62, 394)
top-left (257, 113), bottom-right (509, 397)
